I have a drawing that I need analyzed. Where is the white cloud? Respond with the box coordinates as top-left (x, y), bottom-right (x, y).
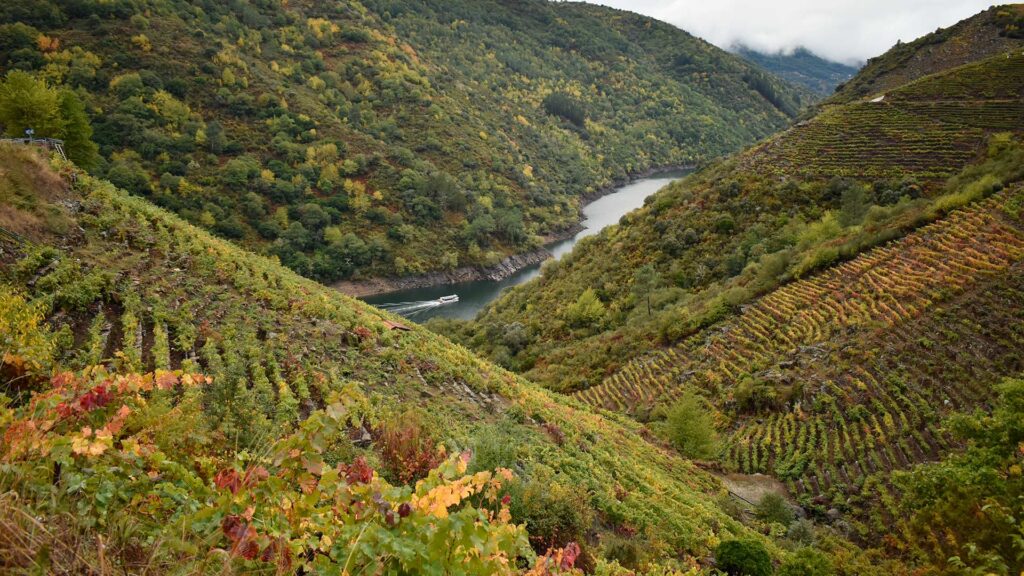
top-left (578, 0), bottom-right (994, 64)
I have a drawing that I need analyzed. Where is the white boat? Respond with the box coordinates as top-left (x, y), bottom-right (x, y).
top-left (437, 295), bottom-right (459, 305)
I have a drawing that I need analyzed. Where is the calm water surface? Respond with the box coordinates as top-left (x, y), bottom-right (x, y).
top-left (363, 169), bottom-right (690, 321)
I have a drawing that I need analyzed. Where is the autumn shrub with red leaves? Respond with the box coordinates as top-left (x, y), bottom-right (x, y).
top-left (374, 409), bottom-right (445, 484)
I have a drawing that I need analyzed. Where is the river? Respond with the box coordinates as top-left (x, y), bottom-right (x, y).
top-left (362, 169), bottom-right (691, 321)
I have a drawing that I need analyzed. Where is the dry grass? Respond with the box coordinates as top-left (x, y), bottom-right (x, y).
top-left (0, 144), bottom-right (73, 242)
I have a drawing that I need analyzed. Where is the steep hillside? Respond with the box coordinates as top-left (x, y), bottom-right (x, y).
top-left (735, 46), bottom-right (858, 96)
top-left (829, 4), bottom-right (1024, 103)
top-left (579, 187), bottom-right (1024, 545)
top-left (0, 144), bottom-right (813, 574)
top-left (0, 0), bottom-right (804, 284)
top-left (450, 46), bottom-right (1024, 392)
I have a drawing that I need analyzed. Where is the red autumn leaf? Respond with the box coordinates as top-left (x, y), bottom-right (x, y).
top-left (78, 385), bottom-right (113, 412)
top-left (215, 468), bottom-right (242, 494)
top-left (55, 402), bottom-right (75, 419)
top-left (236, 539), bottom-right (260, 560)
top-left (242, 465), bottom-right (269, 488)
top-left (221, 514), bottom-right (247, 541)
top-left (260, 543), bottom-right (276, 563)
top-left (501, 494), bottom-right (511, 506)
top-left (341, 456), bottom-right (374, 485)
top-left (51, 372), bottom-right (75, 389)
top-left (155, 371), bottom-right (178, 390)
top-left (561, 542), bottom-right (581, 570)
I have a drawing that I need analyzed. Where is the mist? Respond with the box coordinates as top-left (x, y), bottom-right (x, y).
top-left (579, 0), bottom-right (994, 64)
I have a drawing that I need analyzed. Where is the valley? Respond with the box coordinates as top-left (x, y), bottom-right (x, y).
top-left (359, 169), bottom-right (691, 320)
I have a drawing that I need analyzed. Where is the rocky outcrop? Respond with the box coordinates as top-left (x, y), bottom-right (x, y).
top-left (333, 248), bottom-right (552, 298)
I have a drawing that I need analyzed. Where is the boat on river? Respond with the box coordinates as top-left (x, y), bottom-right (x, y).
top-left (437, 295), bottom-right (459, 305)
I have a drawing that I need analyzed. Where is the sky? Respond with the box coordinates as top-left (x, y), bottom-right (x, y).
top-left (578, 0), bottom-right (994, 65)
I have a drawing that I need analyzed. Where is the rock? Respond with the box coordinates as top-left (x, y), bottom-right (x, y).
top-left (826, 508), bottom-right (841, 521)
top-left (353, 427), bottom-right (372, 447)
top-left (335, 248), bottom-right (552, 297)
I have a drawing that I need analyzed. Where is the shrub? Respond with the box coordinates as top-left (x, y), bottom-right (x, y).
top-left (716, 539), bottom-right (773, 576)
top-left (564, 288), bottom-right (606, 328)
top-left (778, 548), bottom-right (832, 576)
top-left (509, 470), bottom-right (593, 555)
top-left (755, 493), bottom-right (794, 527)
top-left (664, 391), bottom-right (719, 459)
top-left (469, 424), bottom-right (519, 473)
top-left (374, 409), bottom-right (444, 485)
top-left (0, 363), bottom-right (530, 575)
top-left (785, 518), bottom-right (816, 545)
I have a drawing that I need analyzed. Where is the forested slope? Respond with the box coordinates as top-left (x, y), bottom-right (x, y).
top-left (0, 0), bottom-right (804, 283)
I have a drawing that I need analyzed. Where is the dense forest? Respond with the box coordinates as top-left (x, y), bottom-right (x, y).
top-left (0, 0), bottom-right (805, 284)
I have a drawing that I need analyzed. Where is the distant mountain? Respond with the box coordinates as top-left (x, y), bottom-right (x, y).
top-left (734, 45), bottom-right (859, 96)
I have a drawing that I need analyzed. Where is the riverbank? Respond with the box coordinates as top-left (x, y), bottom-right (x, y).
top-left (335, 164), bottom-right (694, 298)
top-left (334, 248), bottom-right (551, 298)
top-left (580, 163), bottom-right (696, 204)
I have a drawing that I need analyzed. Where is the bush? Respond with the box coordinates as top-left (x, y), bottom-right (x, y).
top-left (508, 469), bottom-right (593, 555)
top-left (469, 424), bottom-right (518, 473)
top-left (785, 518), bottom-right (815, 545)
top-left (716, 539), bottom-right (773, 576)
top-left (664, 391), bottom-right (719, 459)
top-left (777, 548), bottom-right (832, 576)
top-left (374, 409), bottom-right (444, 485)
top-left (755, 493), bottom-right (794, 527)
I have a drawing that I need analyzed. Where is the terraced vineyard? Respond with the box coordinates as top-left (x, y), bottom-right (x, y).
top-left (575, 186), bottom-right (1024, 530)
top-left (887, 51), bottom-right (1024, 101)
top-left (746, 52), bottom-right (1024, 181)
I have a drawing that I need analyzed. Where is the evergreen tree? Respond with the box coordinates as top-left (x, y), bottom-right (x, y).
top-left (58, 89), bottom-right (99, 169)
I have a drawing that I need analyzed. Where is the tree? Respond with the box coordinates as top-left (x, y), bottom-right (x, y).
top-left (0, 71), bottom-right (99, 169)
top-left (57, 89), bottom-right (99, 169)
top-left (632, 263), bottom-right (660, 316)
top-left (839, 182), bottom-right (869, 226)
top-left (0, 70), bottom-right (65, 138)
top-left (755, 493), bottom-right (794, 526)
top-left (665, 391), bottom-right (719, 459)
top-left (564, 288), bottom-right (605, 328)
top-left (716, 539), bottom-right (773, 576)
top-left (206, 120), bottom-right (226, 154)
top-left (542, 92), bottom-right (586, 126)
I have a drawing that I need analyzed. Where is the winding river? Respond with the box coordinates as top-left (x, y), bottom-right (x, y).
top-left (362, 169), bottom-right (691, 321)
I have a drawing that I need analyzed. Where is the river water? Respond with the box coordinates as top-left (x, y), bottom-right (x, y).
top-left (362, 169), bottom-right (691, 321)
